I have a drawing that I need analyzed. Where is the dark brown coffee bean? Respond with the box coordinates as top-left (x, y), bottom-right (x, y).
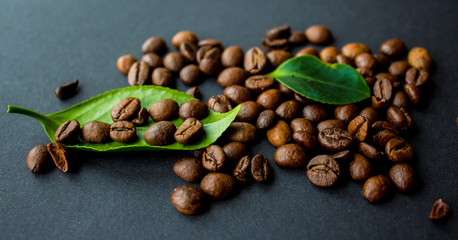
top-left (318, 128), bottom-right (353, 151)
top-left (224, 85), bottom-right (252, 104)
top-left (262, 38), bottom-right (289, 51)
top-left (199, 58), bottom-right (222, 76)
top-left (174, 118), bottom-right (204, 145)
top-left (54, 120), bottom-right (80, 144)
top-left (294, 93), bottom-right (309, 105)
top-left (303, 104), bottom-right (329, 123)
top-left (226, 122), bottom-right (256, 143)
top-left (141, 53), bottom-right (162, 68)
top-left (47, 142), bottom-right (69, 173)
top-left (334, 104), bottom-right (358, 123)
top-left (342, 43), bottom-right (370, 59)
top-left (355, 53), bottom-right (376, 70)
top-left (274, 143), bottom-right (307, 168)
top-left (245, 75), bottom-right (275, 93)
top-left (174, 157), bottom-right (204, 183)
top-left (251, 154), bottom-right (272, 183)
top-left (385, 137), bottom-right (413, 162)
top-left (207, 95), bottom-right (232, 113)
top-left (142, 36), bottom-right (166, 54)
top-left (373, 78), bottom-right (393, 102)
top-left (267, 120), bottom-right (292, 147)
top-left (380, 39), bottom-right (406, 57)
top-left (149, 99), bottom-right (179, 121)
top-left (238, 101), bottom-right (261, 122)
top-left (144, 121), bottom-right (176, 146)
top-left (117, 55), bottom-right (137, 75)
top-left (331, 150), bottom-right (352, 162)
top-left (288, 31), bottom-right (307, 45)
top-left (348, 153), bottom-right (371, 181)
top-left (429, 199), bottom-right (450, 220)
top-left (244, 47), bottom-right (267, 74)
top-left (196, 45), bottom-right (221, 63)
top-left (387, 106), bottom-right (413, 131)
top-left (185, 87), bottom-right (202, 100)
top-left (278, 83), bottom-right (294, 95)
top-left (171, 31), bottom-right (198, 48)
top-left (54, 79), bottom-right (79, 100)
top-left (317, 119), bottom-right (346, 132)
top-left (179, 64), bottom-right (200, 86)
top-left (392, 91), bottom-right (410, 109)
top-left (151, 67), bottom-right (173, 87)
top-left (171, 185), bottom-right (204, 215)
top-left (256, 110), bottom-right (278, 131)
top-left (217, 67), bottom-right (248, 88)
top-left (372, 121), bottom-right (399, 146)
top-left (112, 97), bottom-right (141, 122)
top-left (110, 121), bottom-right (136, 143)
top-left (389, 61), bottom-right (410, 77)
top-left (371, 96), bottom-right (386, 110)
top-left (320, 46), bottom-right (339, 63)
top-left (200, 172), bottom-right (234, 199)
top-left (223, 142), bottom-right (248, 163)
top-left (221, 46), bottom-right (244, 67)
top-left (131, 107), bottom-right (150, 126)
top-left (336, 54), bottom-right (354, 66)
top-left (358, 142), bottom-right (384, 160)
top-left (292, 131), bottom-right (316, 150)
top-left (81, 121), bottom-right (111, 143)
top-left (276, 100), bottom-right (300, 121)
top-left (373, 54), bottom-right (390, 71)
top-left (26, 145), bottom-right (51, 173)
top-left (179, 42), bottom-right (197, 62)
top-left (305, 25), bottom-right (332, 44)
top-left (267, 50), bottom-right (291, 67)
top-left (233, 156), bottom-right (251, 182)
top-left (389, 163), bottom-right (415, 192)
top-left (307, 155), bottom-right (340, 187)
top-left (408, 47), bottom-right (433, 69)
top-left (179, 100), bottom-right (208, 120)
top-left (404, 83), bottom-right (421, 105)
top-left (296, 46), bottom-right (319, 57)
top-left (291, 118), bottom-right (316, 134)
top-left (266, 25), bottom-right (291, 39)
top-left (163, 52), bottom-right (185, 72)
top-left (359, 107), bottom-right (379, 124)
top-left (198, 39), bottom-right (223, 49)
top-left (347, 116), bottom-right (370, 142)
top-left (362, 175), bottom-right (392, 203)
top-left (128, 61), bottom-right (150, 86)
top-left (202, 145), bottom-right (227, 172)
top-left (405, 68), bottom-right (429, 86)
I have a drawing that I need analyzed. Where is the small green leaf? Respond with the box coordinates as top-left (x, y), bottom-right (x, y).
top-left (7, 86), bottom-right (241, 152)
top-left (268, 55), bottom-right (370, 104)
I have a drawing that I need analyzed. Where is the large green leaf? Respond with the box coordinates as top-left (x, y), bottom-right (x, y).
top-left (268, 55), bottom-right (370, 104)
top-left (7, 86), bottom-right (240, 152)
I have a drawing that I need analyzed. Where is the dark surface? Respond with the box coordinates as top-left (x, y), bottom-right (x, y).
top-left (1, 0), bottom-right (457, 239)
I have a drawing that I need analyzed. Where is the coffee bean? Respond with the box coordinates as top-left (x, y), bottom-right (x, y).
top-left (179, 42), bottom-right (197, 62)
top-left (357, 67), bottom-right (375, 86)
top-left (387, 106), bottom-right (413, 130)
top-left (244, 47), bottom-right (267, 74)
top-left (355, 53), bottom-right (376, 70)
top-left (26, 145), bottom-right (51, 173)
top-left (305, 25), bottom-right (332, 44)
top-left (196, 45), bottom-right (221, 63)
top-left (112, 97), bottom-right (141, 122)
top-left (256, 110), bottom-right (278, 131)
top-left (131, 107), bottom-right (150, 126)
top-left (151, 67), bottom-right (173, 87)
top-left (267, 120), bottom-right (292, 147)
top-left (291, 118), bottom-right (316, 134)
top-left (171, 31), bottom-right (198, 48)
top-left (208, 95), bottom-right (233, 113)
top-left (336, 54), bottom-right (354, 66)
top-left (144, 121), bottom-right (176, 146)
top-left (47, 142), bottom-right (69, 173)
top-left (331, 150), bottom-right (352, 162)
top-left (127, 61), bottom-right (150, 86)
top-left (278, 83), bottom-right (294, 95)
top-left (288, 31), bottom-right (307, 45)
top-left (341, 43), bottom-right (370, 59)
top-left (198, 39), bottom-right (223, 49)
top-left (163, 52), bottom-right (185, 72)
top-left (347, 116), bottom-right (370, 142)
top-left (380, 39), bottom-right (406, 57)
top-left (318, 128), bottom-right (353, 151)
top-left (404, 83), bottom-right (421, 105)
top-left (202, 145), bottom-right (227, 172)
top-left (389, 163), bottom-right (415, 192)
top-left (200, 172), bottom-right (234, 199)
top-left (405, 67), bottom-right (429, 86)
top-left (217, 67), bottom-right (248, 88)
top-left (320, 46), bottom-right (339, 63)
top-left (362, 175), bottom-right (392, 203)
top-left (224, 85), bottom-right (252, 104)
top-left (371, 96), bottom-right (386, 110)
top-left (54, 79), bottom-right (79, 100)
top-left (174, 157), bottom-right (204, 183)
top-left (294, 93), bottom-right (309, 105)
top-left (348, 153), bottom-right (371, 181)
top-left (185, 86), bottom-right (202, 100)
top-left (267, 50), bottom-right (291, 67)
top-left (174, 118), bottom-right (204, 145)
top-left (429, 199), bottom-right (450, 220)
top-left (233, 156), bottom-right (251, 182)
top-left (389, 61), bottom-right (410, 77)
top-left (373, 54), bottom-right (390, 71)
top-left (385, 137), bottom-right (413, 162)
top-left (141, 36), bottom-right (166, 54)
top-left (179, 64), bottom-right (201, 86)
top-left (199, 58), bottom-right (222, 76)
top-left (237, 101), bottom-right (261, 122)
top-left (179, 100), bottom-right (208, 120)
top-left (358, 142), bottom-right (384, 160)
top-left (54, 120), bottom-right (80, 144)
top-left (221, 46), bottom-right (244, 67)
top-left (359, 107), bottom-right (379, 124)
top-left (276, 100), bottom-right (300, 121)
top-left (251, 154), bottom-right (272, 183)
top-left (303, 104), bottom-right (329, 123)
top-left (149, 99), bottom-right (179, 121)
top-left (373, 78), bottom-right (393, 102)
top-left (245, 75), bottom-right (275, 93)
top-left (141, 53), bottom-right (162, 68)
top-left (274, 143), bottom-right (307, 168)
top-left (408, 47), bottom-right (433, 69)
top-left (81, 121), bottom-right (111, 143)
top-left (262, 38), bottom-right (289, 51)
top-left (223, 142), bottom-right (248, 164)
top-left (392, 91), bottom-right (410, 109)
top-left (295, 46), bottom-right (319, 57)
top-left (372, 121), bottom-right (399, 146)
top-left (110, 121), bottom-right (136, 143)
top-left (117, 55), bottom-right (137, 75)
top-left (306, 155), bottom-right (340, 187)
top-left (171, 185), bottom-right (205, 215)
top-left (334, 104), bottom-right (358, 123)
top-left (226, 122), bottom-right (256, 143)
top-left (317, 119), bottom-right (346, 132)
top-left (266, 25), bottom-right (291, 39)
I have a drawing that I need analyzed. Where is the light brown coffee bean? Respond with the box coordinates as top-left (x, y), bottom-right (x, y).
top-left (173, 157), bottom-right (204, 183)
top-left (274, 143), bottom-right (307, 168)
top-left (244, 47), bottom-right (267, 74)
top-left (149, 99), bottom-right (179, 121)
top-left (226, 122), bottom-right (256, 143)
top-left (348, 153), bottom-right (371, 181)
top-left (174, 118), bottom-right (204, 145)
top-left (117, 54), bottom-right (137, 75)
top-left (266, 120), bottom-right (292, 147)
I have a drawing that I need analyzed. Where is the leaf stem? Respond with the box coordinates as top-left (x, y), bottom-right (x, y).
top-left (7, 105), bottom-right (58, 125)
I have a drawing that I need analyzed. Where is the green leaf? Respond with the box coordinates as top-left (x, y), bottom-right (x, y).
top-left (268, 55), bottom-right (370, 104)
top-left (7, 86), bottom-right (241, 152)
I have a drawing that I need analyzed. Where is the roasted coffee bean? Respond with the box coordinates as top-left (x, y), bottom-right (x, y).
top-left (303, 104), bottom-right (329, 123)
top-left (128, 61), bottom-right (150, 86)
top-left (141, 36), bottom-right (166, 54)
top-left (288, 31), bottom-right (307, 45)
top-left (294, 93), bottom-right (309, 105)
top-left (112, 97), bottom-right (141, 122)
top-left (54, 120), bottom-right (80, 144)
top-left (274, 143), bottom-right (307, 168)
top-left (375, 72), bottom-right (400, 88)
top-left (408, 47), bottom-right (433, 69)
top-left (318, 128), bottom-right (353, 151)
top-left (405, 67), bottom-right (429, 86)
top-left (132, 107), bottom-right (150, 126)
top-left (341, 43), bottom-right (370, 59)
top-left (233, 156), bottom-right (251, 182)
top-left (334, 104), bottom-right (358, 123)
top-left (290, 119), bottom-right (315, 134)
top-left (244, 47), bottom-right (267, 74)
top-left (221, 46), bottom-right (244, 67)
top-left (362, 175), bottom-right (392, 203)
top-left (347, 116), bottom-right (370, 142)
top-left (141, 53), bottom-right (162, 68)
top-left (144, 121), bottom-right (176, 146)
top-left (174, 157), bottom-right (204, 183)
top-left (373, 78), bottom-right (393, 102)
top-left (355, 53), bottom-right (376, 70)
top-left (292, 131), bottom-right (316, 150)
top-left (171, 31), bottom-right (198, 48)
top-left (358, 142), bottom-right (384, 160)
top-left (251, 154), bottom-right (272, 183)
top-left (392, 91), bottom-right (410, 109)
top-left (238, 101), bottom-right (261, 122)
top-left (317, 119), bottom-right (346, 132)
top-left (371, 96), bottom-right (387, 110)
top-left (81, 121), bottom-right (111, 143)
top-left (185, 86), bottom-right (202, 100)
top-left (404, 83), bottom-right (421, 105)
top-left (373, 54), bottom-right (390, 71)
top-left (385, 137), bottom-right (413, 162)
top-left (305, 25), bottom-right (332, 44)
top-left (152, 67), bottom-right (173, 87)
top-left (267, 50), bottom-right (291, 67)
top-left (224, 85), bottom-right (252, 104)
top-left (389, 61), bottom-right (410, 77)
top-left (54, 79), bottom-right (79, 100)
top-left (171, 185), bottom-right (204, 215)
top-left (200, 172), bottom-right (234, 199)
top-left (149, 99), bottom-right (179, 121)
top-left (295, 46), bottom-right (319, 57)
top-left (198, 39), bottom-right (223, 49)
top-left (26, 145), bottom-right (51, 173)
top-left (359, 107), bottom-right (379, 124)
top-left (336, 54), bottom-right (354, 66)
top-left (262, 38), bottom-right (289, 51)
top-left (256, 110), bottom-right (278, 131)
top-left (47, 142), bottom-right (69, 173)
top-left (372, 121), bottom-right (399, 146)
top-left (245, 75), bottom-right (275, 93)
top-left (217, 67), bottom-right (248, 88)
top-left (110, 121), bottom-right (136, 143)
top-left (179, 100), bottom-right (208, 120)
top-left (202, 145), bottom-right (227, 172)
top-left (163, 52), bottom-right (185, 72)
top-left (429, 199), bottom-right (450, 220)
top-left (387, 106), bottom-right (413, 130)
top-left (280, 83), bottom-right (295, 95)
top-left (380, 39), bottom-right (406, 57)
top-left (266, 25), bottom-right (291, 39)
top-left (174, 118), bottom-right (204, 145)
top-left (348, 153), bottom-right (371, 181)
top-left (223, 142), bottom-right (248, 163)
top-left (276, 100), bottom-right (300, 121)
top-left (389, 163), bottom-right (415, 192)
top-left (117, 55), bottom-right (137, 75)
top-left (320, 46), bottom-right (339, 63)
top-left (208, 95), bottom-right (233, 113)
top-left (179, 42), bottom-right (197, 62)
top-left (196, 45), bottom-right (222, 63)
top-left (199, 58), bottom-right (222, 76)
top-left (306, 155), bottom-right (340, 187)
top-left (179, 64), bottom-right (200, 86)
top-left (331, 150), bottom-right (352, 162)
top-left (267, 120), bottom-right (292, 147)
top-left (226, 122), bottom-right (256, 143)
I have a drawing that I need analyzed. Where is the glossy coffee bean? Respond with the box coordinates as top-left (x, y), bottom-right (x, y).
top-left (112, 97), bottom-right (141, 122)
top-left (245, 75), bottom-right (275, 93)
top-left (199, 58), bottom-right (222, 76)
top-left (373, 78), bottom-right (393, 102)
top-left (359, 107), bottom-right (379, 124)
top-left (47, 142), bottom-right (69, 173)
top-left (128, 61), bottom-right (150, 86)
top-left (217, 67), bottom-right (248, 88)
top-left (275, 100), bottom-right (300, 121)
top-left (251, 154), bottom-right (272, 183)
top-left (362, 175), bottom-right (392, 203)
top-left (179, 42), bottom-right (197, 62)
top-left (262, 38), bottom-right (289, 51)
top-left (174, 157), bottom-right (204, 183)
top-left (223, 142), bottom-right (248, 163)
top-left (279, 84), bottom-right (294, 96)
top-left (347, 116), bottom-right (370, 142)
top-left (54, 79), bottom-right (79, 100)
top-left (233, 156), bottom-right (251, 182)
top-left (163, 52), bottom-right (185, 72)
top-left (149, 99), bottom-right (179, 121)
top-left (389, 163), bottom-right (415, 192)
top-left (224, 85), bottom-right (252, 105)
top-left (295, 46), bottom-right (319, 57)
top-left (171, 31), bottom-right (198, 48)
top-left (274, 143), bottom-right (307, 168)
top-left (198, 39), bottom-right (223, 49)
top-left (117, 54), bottom-right (137, 75)
top-left (171, 185), bottom-right (204, 215)
top-left (305, 25), bottom-right (332, 44)
top-left (372, 121), bottom-right (399, 146)
top-left (385, 137), bottom-right (413, 162)
top-left (389, 61), bottom-right (409, 77)
top-left (290, 118), bottom-right (316, 134)
top-left (348, 153), bottom-right (371, 181)
top-left (179, 64), bottom-right (200, 86)
top-left (288, 31), bottom-right (307, 45)
top-left (256, 110), bottom-right (278, 131)
top-left (196, 45), bottom-right (221, 63)
top-left (132, 107), bottom-right (150, 126)
top-left (317, 119), bottom-right (346, 132)
top-left (109, 121), bottom-right (136, 143)
top-left (334, 104), bottom-right (357, 123)
top-left (341, 43), bottom-right (370, 59)
top-left (185, 87), bottom-right (202, 100)
top-left (405, 67), bottom-right (429, 87)
top-left (267, 50), bottom-right (291, 68)
top-left (358, 142), bottom-right (384, 160)
top-left (266, 25), bottom-right (291, 39)
top-left (303, 104), bottom-right (329, 123)
top-left (179, 100), bottom-right (208, 120)
top-left (408, 47), bottom-right (433, 69)
top-left (26, 145), bottom-right (51, 173)
top-left (429, 199), bottom-right (450, 220)
top-left (226, 122), bottom-right (256, 143)
top-left (174, 118), bottom-right (204, 145)
top-left (54, 120), bottom-right (80, 144)
top-left (144, 121), bottom-right (176, 146)
top-left (292, 131), bottom-right (316, 150)
top-left (237, 101), bottom-right (261, 122)
top-left (142, 36), bottom-right (166, 54)
top-left (267, 120), bottom-right (292, 147)
top-left (244, 47), bottom-right (267, 74)
top-left (404, 83), bottom-right (421, 105)
top-left (141, 53), bottom-right (162, 68)
top-left (380, 39), bottom-right (406, 57)
top-left (392, 91), bottom-right (410, 109)
top-left (320, 46), bottom-right (339, 63)
top-left (221, 46), bottom-right (244, 67)
top-left (336, 54), bottom-right (354, 66)
top-left (373, 54), bottom-right (390, 71)
top-left (200, 172), bottom-right (234, 199)
top-left (151, 67), bottom-right (173, 87)
top-left (202, 145), bottom-right (227, 172)
top-left (387, 106), bottom-right (413, 130)
top-left (294, 93), bottom-right (309, 105)
top-left (331, 150), bottom-right (352, 162)
top-left (318, 128), bottom-right (353, 151)
top-left (208, 95), bottom-right (232, 113)
top-left (307, 155), bottom-right (340, 187)
top-left (355, 53), bottom-right (376, 70)
top-left (81, 121), bottom-right (111, 143)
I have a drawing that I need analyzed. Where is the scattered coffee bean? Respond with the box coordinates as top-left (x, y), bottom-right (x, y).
top-left (233, 156), bottom-right (251, 182)
top-left (132, 107), bottom-right (150, 126)
top-left (217, 67), bottom-right (248, 88)
top-left (196, 45), bottom-right (221, 63)
top-left (392, 91), bottom-right (410, 109)
top-left (318, 128), bottom-right (353, 152)
top-left (334, 104), bottom-right (358, 123)
top-left (294, 93), bottom-right (309, 105)
top-left (47, 142), bottom-right (69, 173)
top-left (226, 122), bottom-right (256, 143)
top-left (144, 121), bottom-right (176, 146)
top-left (267, 120), bottom-right (292, 147)
top-left (355, 53), bottom-right (376, 70)
top-left (266, 25), bottom-right (291, 40)
top-left (208, 95), bottom-right (232, 113)
top-left (179, 42), bottom-right (197, 62)
top-left (372, 121), bottom-right (399, 146)
top-left (199, 58), bottom-right (222, 76)
top-left (237, 101), bottom-right (261, 122)
top-left (54, 79), bottom-right (79, 100)
top-left (179, 64), bottom-right (201, 86)
top-left (223, 142), bottom-right (248, 164)
top-left (149, 99), bottom-right (179, 121)
top-left (142, 36), bottom-right (166, 54)
top-left (267, 50), bottom-right (291, 68)
top-left (151, 67), bottom-right (173, 87)
top-left (341, 43), bottom-right (370, 59)
top-left (307, 155), bottom-right (340, 187)
top-left (224, 85), bottom-right (252, 105)
top-left (348, 153), bottom-right (371, 181)
top-left (429, 199), bottom-right (450, 220)
top-left (274, 143), bottom-right (307, 168)
top-left (291, 118), bottom-right (316, 134)
top-left (336, 54), bottom-right (354, 66)
top-left (117, 55), bottom-right (137, 75)
top-left (320, 46), bottom-right (339, 63)
top-left (347, 116), bottom-right (370, 142)
top-left (198, 39), bottom-right (223, 49)
top-left (303, 104), bottom-right (329, 123)
top-left (385, 137), bottom-right (413, 162)
top-left (256, 110), bottom-right (278, 131)
top-left (179, 100), bottom-right (208, 120)
top-left (389, 61), bottom-right (410, 77)
top-left (173, 157), bottom-right (204, 183)
top-left (110, 121), bottom-right (136, 143)
top-left (163, 52), bottom-right (185, 72)
top-left (221, 46), bottom-right (244, 67)
top-left (387, 106), bottom-right (413, 130)
top-left (262, 38), bottom-right (289, 51)
top-left (359, 107), bottom-right (379, 124)
top-left (171, 31), bottom-right (198, 48)
top-left (26, 145), bottom-right (51, 173)
top-left (244, 47), bottom-right (267, 74)
top-left (305, 25), bottom-right (332, 44)
top-left (200, 172), bottom-right (234, 199)
top-left (389, 163), bottom-right (415, 192)
top-left (54, 120), bottom-right (80, 144)
top-left (288, 31), bottom-right (307, 45)
top-left (362, 175), bottom-right (392, 203)
top-left (373, 54), bottom-right (390, 71)
top-left (276, 100), bottom-right (300, 121)
top-left (127, 61), bottom-right (150, 86)
top-left (245, 75), bottom-right (275, 93)
top-left (174, 118), bottom-right (204, 145)
top-left (358, 142), bottom-right (384, 160)
top-left (141, 53), bottom-right (162, 68)
top-left (171, 185), bottom-right (205, 215)
top-left (404, 83), bottom-right (421, 105)
top-left (202, 145), bottom-right (227, 172)
top-left (331, 150), bottom-right (352, 162)
top-left (408, 47), bottom-right (433, 69)
top-left (405, 67), bottom-right (429, 87)
top-left (296, 46), bottom-right (319, 57)
top-left (380, 39), bottom-right (406, 58)
top-left (317, 119), bottom-right (346, 132)
top-left (251, 154), bottom-right (272, 183)
top-left (373, 78), bottom-right (393, 102)
top-left (81, 121), bottom-right (111, 143)
top-left (185, 86), bottom-right (202, 100)
top-left (112, 97), bottom-right (141, 122)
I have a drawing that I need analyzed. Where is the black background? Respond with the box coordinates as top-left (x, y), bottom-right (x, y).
top-left (1, 0), bottom-right (457, 239)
